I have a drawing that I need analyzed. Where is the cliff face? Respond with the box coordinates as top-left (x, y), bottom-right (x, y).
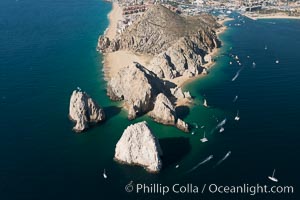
top-left (69, 90), bottom-right (105, 132)
top-left (114, 121), bottom-right (163, 173)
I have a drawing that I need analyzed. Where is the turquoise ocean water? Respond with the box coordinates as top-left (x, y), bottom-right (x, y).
top-left (0, 0), bottom-right (299, 199)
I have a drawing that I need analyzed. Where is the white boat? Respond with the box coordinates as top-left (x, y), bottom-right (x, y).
top-left (203, 99), bottom-right (208, 107)
top-left (268, 169), bottom-right (278, 182)
top-left (200, 125), bottom-right (205, 129)
top-left (233, 95), bottom-right (238, 102)
top-left (77, 87), bottom-right (81, 91)
top-left (103, 169), bottom-right (107, 179)
top-left (191, 131), bottom-right (195, 135)
top-left (252, 62), bottom-right (256, 67)
top-left (219, 127), bottom-right (225, 133)
top-left (265, 45), bottom-right (268, 50)
top-left (234, 110), bottom-right (240, 121)
top-left (235, 55), bottom-right (239, 60)
top-left (229, 61), bottom-right (232, 65)
top-left (200, 131), bottom-right (208, 143)
top-left (175, 165), bottom-right (180, 168)
top-left (275, 60), bottom-right (279, 64)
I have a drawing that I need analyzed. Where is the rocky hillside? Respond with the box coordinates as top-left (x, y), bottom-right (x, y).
top-left (119, 5), bottom-right (220, 55)
top-left (99, 5), bottom-right (221, 55)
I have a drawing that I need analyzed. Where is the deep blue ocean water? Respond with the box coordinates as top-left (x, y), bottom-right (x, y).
top-left (0, 0), bottom-right (299, 199)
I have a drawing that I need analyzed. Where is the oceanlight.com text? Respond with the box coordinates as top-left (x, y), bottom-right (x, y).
top-left (207, 183), bottom-right (294, 196)
top-left (125, 183), bottom-right (294, 196)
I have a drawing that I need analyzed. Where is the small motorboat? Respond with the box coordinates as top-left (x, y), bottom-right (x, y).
top-left (219, 127), bottom-right (225, 133)
top-left (234, 110), bottom-right (240, 121)
top-left (103, 169), bottom-right (107, 179)
top-left (268, 169), bottom-right (278, 182)
top-left (200, 132), bottom-right (208, 143)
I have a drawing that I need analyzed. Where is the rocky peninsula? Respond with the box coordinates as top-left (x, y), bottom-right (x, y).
top-left (98, 3), bottom-right (225, 131)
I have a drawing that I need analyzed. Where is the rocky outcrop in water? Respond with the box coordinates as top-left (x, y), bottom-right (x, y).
top-left (69, 90), bottom-right (105, 132)
top-left (176, 118), bottom-right (189, 132)
top-left (149, 93), bottom-right (176, 125)
top-left (114, 121), bottom-right (163, 173)
top-left (170, 87), bottom-right (191, 100)
top-left (149, 93), bottom-right (190, 132)
top-left (107, 63), bottom-right (163, 120)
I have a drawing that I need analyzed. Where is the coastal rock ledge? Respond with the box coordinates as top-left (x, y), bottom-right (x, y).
top-left (114, 121), bottom-right (163, 173)
top-left (69, 90), bottom-right (105, 132)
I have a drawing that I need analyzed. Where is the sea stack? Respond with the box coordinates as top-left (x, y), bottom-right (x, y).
top-left (114, 121), bottom-right (163, 173)
top-left (149, 93), bottom-right (176, 125)
top-left (69, 89), bottom-right (105, 132)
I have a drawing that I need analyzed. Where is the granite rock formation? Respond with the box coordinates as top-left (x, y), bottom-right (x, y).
top-left (149, 93), bottom-right (177, 125)
top-left (107, 63), bottom-right (163, 120)
top-left (176, 118), bottom-right (189, 132)
top-left (170, 87), bottom-right (191, 100)
top-left (114, 121), bottom-right (163, 173)
top-left (69, 90), bottom-right (105, 132)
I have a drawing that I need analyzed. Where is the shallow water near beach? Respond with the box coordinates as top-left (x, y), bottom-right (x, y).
top-left (0, 0), bottom-right (299, 199)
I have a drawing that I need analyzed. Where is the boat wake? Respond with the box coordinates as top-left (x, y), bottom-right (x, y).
top-left (210, 118), bottom-right (227, 134)
top-left (231, 68), bottom-right (243, 82)
top-left (186, 155), bottom-right (214, 173)
top-left (214, 151), bottom-right (231, 168)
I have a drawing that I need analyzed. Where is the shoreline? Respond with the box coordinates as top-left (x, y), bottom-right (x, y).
top-left (243, 13), bottom-right (300, 20)
top-left (178, 18), bottom-right (233, 89)
top-left (105, 2), bottom-right (123, 40)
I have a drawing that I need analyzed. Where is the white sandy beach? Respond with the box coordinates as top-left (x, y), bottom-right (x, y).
top-left (105, 2), bottom-right (123, 40)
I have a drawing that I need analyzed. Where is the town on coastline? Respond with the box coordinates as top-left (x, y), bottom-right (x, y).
top-left (105, 0), bottom-right (300, 24)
